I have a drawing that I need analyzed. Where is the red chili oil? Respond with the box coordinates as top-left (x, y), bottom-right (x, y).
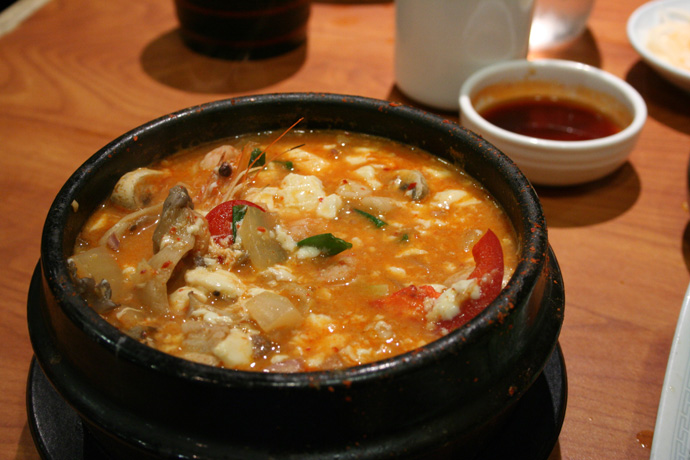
top-left (480, 97), bottom-right (623, 141)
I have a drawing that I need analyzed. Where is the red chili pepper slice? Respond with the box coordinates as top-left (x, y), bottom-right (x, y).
top-left (438, 229), bottom-right (504, 330)
top-left (370, 230), bottom-right (503, 329)
top-left (206, 200), bottom-right (265, 245)
top-left (371, 285), bottom-right (440, 321)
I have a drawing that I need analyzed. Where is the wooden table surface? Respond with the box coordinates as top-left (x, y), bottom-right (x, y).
top-left (2, 0), bottom-right (689, 458)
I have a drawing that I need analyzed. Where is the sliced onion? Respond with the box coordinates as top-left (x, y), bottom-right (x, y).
top-left (136, 238), bottom-right (194, 314)
top-left (237, 206), bottom-right (287, 270)
top-left (132, 259), bottom-right (168, 313)
top-left (98, 203), bottom-right (163, 247)
top-left (70, 246), bottom-right (123, 300)
top-left (246, 291), bottom-right (302, 332)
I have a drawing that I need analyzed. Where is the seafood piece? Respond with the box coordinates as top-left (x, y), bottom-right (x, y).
top-left (110, 168), bottom-right (168, 210)
top-left (394, 170), bottom-right (429, 200)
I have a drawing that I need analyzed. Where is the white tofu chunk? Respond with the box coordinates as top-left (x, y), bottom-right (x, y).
top-left (168, 286), bottom-right (207, 315)
top-left (244, 186), bottom-right (280, 212)
top-left (353, 165), bottom-right (382, 190)
top-left (316, 194), bottom-right (343, 218)
top-left (432, 190), bottom-right (469, 209)
top-left (283, 148), bottom-right (329, 173)
top-left (280, 173), bottom-right (326, 211)
top-left (263, 265), bottom-right (295, 282)
top-left (344, 154), bottom-right (371, 165)
top-left (189, 307), bottom-right (236, 325)
top-left (212, 329), bottom-right (253, 367)
top-left (305, 313), bottom-right (334, 329)
top-left (396, 248), bottom-right (429, 257)
top-left (296, 246), bottom-right (322, 259)
top-left (274, 225), bottom-right (297, 252)
top-left (427, 288), bottom-right (460, 322)
top-left (426, 278), bottom-right (481, 322)
top-left (184, 267), bottom-right (245, 299)
top-left (386, 266), bottom-right (407, 277)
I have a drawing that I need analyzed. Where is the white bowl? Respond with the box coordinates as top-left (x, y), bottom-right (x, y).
top-left (627, 0), bottom-right (690, 94)
top-left (459, 59), bottom-right (647, 186)
top-left (650, 281), bottom-right (690, 460)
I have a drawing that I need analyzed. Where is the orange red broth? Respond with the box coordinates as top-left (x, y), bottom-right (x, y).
top-left (72, 129), bottom-right (518, 372)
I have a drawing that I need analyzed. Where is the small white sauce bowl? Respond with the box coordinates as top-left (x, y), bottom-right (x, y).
top-left (459, 59), bottom-right (647, 186)
top-left (627, 0), bottom-right (690, 94)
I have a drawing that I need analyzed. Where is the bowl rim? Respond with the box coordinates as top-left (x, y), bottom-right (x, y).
top-left (626, 0), bottom-right (690, 84)
top-left (40, 92), bottom-right (550, 389)
top-left (459, 58), bottom-right (648, 153)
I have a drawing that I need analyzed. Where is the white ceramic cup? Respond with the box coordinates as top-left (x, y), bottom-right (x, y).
top-left (529, 0), bottom-right (595, 50)
top-left (395, 0), bottom-right (535, 111)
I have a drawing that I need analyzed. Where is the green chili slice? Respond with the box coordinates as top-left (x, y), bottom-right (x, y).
top-left (249, 148), bottom-right (266, 167)
top-left (354, 208), bottom-right (388, 228)
top-left (231, 205), bottom-right (247, 242)
top-left (297, 233), bottom-right (352, 257)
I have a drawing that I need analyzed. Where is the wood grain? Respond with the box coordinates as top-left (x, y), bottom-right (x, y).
top-left (1, 0), bottom-right (688, 458)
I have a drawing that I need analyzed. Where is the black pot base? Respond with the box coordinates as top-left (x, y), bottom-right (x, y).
top-left (27, 346), bottom-right (566, 460)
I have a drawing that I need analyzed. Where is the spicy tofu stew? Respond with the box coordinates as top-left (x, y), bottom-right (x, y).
top-left (70, 129), bottom-right (518, 372)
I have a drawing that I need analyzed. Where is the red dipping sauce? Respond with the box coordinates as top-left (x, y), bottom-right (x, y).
top-left (480, 97), bottom-right (624, 141)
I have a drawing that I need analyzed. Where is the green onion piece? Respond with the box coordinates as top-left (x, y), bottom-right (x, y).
top-left (354, 208), bottom-right (387, 228)
top-left (232, 205), bottom-right (247, 242)
top-left (249, 148), bottom-right (266, 167)
top-left (297, 233), bottom-right (352, 257)
top-left (400, 233), bottom-right (409, 242)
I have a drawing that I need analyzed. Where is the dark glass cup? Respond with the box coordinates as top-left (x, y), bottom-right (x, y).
top-left (173, 0), bottom-right (311, 60)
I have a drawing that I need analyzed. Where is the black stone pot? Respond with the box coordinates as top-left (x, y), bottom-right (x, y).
top-left (28, 93), bottom-right (565, 459)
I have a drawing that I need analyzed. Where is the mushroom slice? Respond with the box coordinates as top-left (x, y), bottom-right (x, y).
top-left (136, 186), bottom-right (210, 313)
top-left (152, 185), bottom-right (209, 254)
top-left (393, 170), bottom-right (429, 200)
top-left (98, 203), bottom-right (163, 248)
top-left (111, 168), bottom-right (168, 210)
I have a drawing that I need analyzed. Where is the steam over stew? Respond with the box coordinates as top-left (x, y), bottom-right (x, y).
top-left (70, 129), bottom-right (518, 372)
